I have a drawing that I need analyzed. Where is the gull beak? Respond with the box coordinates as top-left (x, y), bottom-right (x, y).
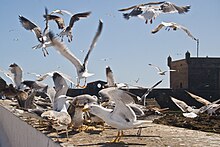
top-left (82, 104), bottom-right (90, 112)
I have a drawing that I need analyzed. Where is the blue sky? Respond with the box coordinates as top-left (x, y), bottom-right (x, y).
top-left (1, 0), bottom-right (220, 88)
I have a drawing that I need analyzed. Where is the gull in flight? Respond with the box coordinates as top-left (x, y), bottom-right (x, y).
top-left (49, 20), bottom-right (103, 88)
top-left (58, 11), bottom-right (91, 42)
top-left (170, 96), bottom-right (199, 118)
top-left (19, 8), bottom-right (52, 57)
top-left (8, 63), bottom-right (23, 89)
top-left (83, 87), bottom-right (150, 143)
top-left (151, 21), bottom-right (197, 41)
top-left (148, 63), bottom-right (176, 75)
top-left (118, 1), bottom-right (190, 24)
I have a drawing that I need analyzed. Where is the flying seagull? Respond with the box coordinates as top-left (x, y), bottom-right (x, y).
top-left (118, 1), bottom-right (164, 24)
top-left (49, 20), bottom-right (103, 88)
top-left (119, 1), bottom-right (190, 24)
top-left (58, 11), bottom-right (91, 42)
top-left (19, 8), bottom-right (52, 56)
top-left (151, 21), bottom-right (197, 41)
top-left (148, 63), bottom-right (176, 75)
top-left (170, 96), bottom-right (199, 118)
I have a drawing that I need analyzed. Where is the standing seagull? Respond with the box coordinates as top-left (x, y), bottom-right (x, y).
top-left (83, 87), bottom-right (150, 143)
top-left (58, 11), bottom-right (91, 42)
top-left (19, 8), bottom-right (51, 56)
top-left (49, 20), bottom-right (103, 88)
top-left (151, 21), bottom-right (197, 41)
top-left (148, 63), bottom-right (176, 75)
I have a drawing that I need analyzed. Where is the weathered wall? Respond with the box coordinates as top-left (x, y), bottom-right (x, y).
top-left (0, 106), bottom-right (61, 147)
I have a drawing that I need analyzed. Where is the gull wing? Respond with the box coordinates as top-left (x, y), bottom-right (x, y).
top-left (118, 1), bottom-right (165, 11)
top-left (148, 63), bottom-right (162, 72)
top-left (35, 71), bottom-right (75, 85)
top-left (141, 79), bottom-right (163, 105)
top-left (52, 72), bottom-right (68, 111)
top-left (19, 15), bottom-right (42, 41)
top-left (151, 23), bottom-right (165, 34)
top-left (170, 96), bottom-right (192, 112)
top-left (83, 20), bottom-right (103, 68)
top-left (68, 11), bottom-right (91, 28)
top-left (0, 67), bottom-right (14, 84)
top-left (49, 31), bottom-right (83, 73)
top-left (160, 2), bottom-right (190, 14)
top-left (99, 87), bottom-right (135, 105)
top-left (52, 72), bottom-right (68, 96)
top-left (106, 66), bottom-right (115, 87)
top-left (179, 25), bottom-right (197, 41)
top-left (186, 91), bottom-right (211, 106)
top-left (111, 98), bottom-right (137, 123)
top-left (9, 63), bottom-right (23, 89)
top-left (50, 9), bottom-right (72, 16)
top-left (45, 14), bottom-right (65, 29)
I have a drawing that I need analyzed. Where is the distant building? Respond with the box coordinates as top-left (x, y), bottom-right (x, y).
top-left (168, 51), bottom-right (220, 99)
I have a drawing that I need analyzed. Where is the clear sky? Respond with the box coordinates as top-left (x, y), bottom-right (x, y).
top-left (1, 0), bottom-right (220, 88)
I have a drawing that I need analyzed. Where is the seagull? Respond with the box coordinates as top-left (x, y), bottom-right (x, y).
top-left (67, 94), bottom-right (98, 130)
top-left (105, 66), bottom-right (129, 88)
top-left (83, 87), bottom-right (150, 142)
top-left (170, 96), bottom-right (199, 118)
top-left (8, 63), bottom-right (23, 89)
top-left (49, 20), bottom-right (103, 88)
top-left (118, 1), bottom-right (164, 24)
top-left (151, 21), bottom-right (197, 41)
top-left (186, 91), bottom-right (220, 116)
top-left (41, 72), bottom-right (71, 138)
top-left (119, 1), bottom-right (190, 24)
top-left (58, 11), bottom-right (91, 42)
top-left (148, 63), bottom-right (176, 75)
top-left (19, 12), bottom-right (52, 57)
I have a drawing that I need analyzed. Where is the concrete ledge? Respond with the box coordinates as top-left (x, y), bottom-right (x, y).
top-left (0, 105), bottom-right (60, 147)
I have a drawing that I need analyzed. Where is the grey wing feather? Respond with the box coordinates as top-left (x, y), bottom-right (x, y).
top-left (151, 23), bottom-right (165, 33)
top-left (83, 20), bottom-right (103, 67)
top-left (69, 11), bottom-right (91, 28)
top-left (19, 15), bottom-right (42, 40)
top-left (49, 31), bottom-right (83, 71)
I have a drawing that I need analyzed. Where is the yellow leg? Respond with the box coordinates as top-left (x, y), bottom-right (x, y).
top-left (111, 131), bottom-right (120, 143)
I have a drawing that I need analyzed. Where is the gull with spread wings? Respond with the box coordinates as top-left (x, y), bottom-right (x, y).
top-left (49, 20), bottom-right (103, 88)
top-left (83, 87), bottom-right (151, 143)
top-left (58, 11), bottom-right (91, 42)
top-left (19, 8), bottom-right (52, 56)
top-left (118, 1), bottom-right (190, 24)
top-left (148, 63), bottom-right (176, 75)
top-left (151, 21), bottom-right (197, 41)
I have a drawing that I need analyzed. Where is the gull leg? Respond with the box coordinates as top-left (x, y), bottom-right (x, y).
top-left (66, 128), bottom-right (69, 138)
top-left (111, 131), bottom-right (120, 143)
top-left (116, 130), bottom-right (123, 142)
